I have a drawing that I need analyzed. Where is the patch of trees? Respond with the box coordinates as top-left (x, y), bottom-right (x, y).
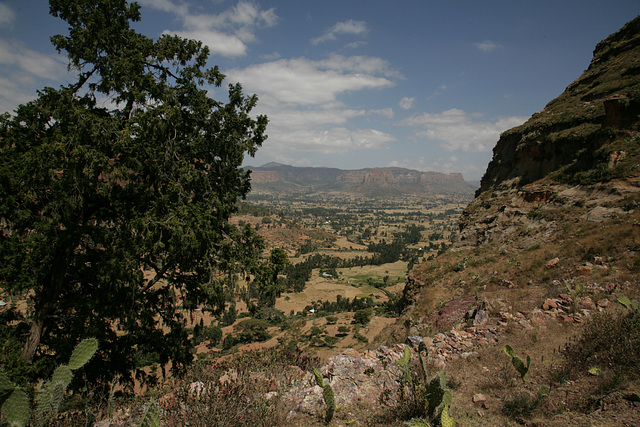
top-left (236, 201), bottom-right (272, 217)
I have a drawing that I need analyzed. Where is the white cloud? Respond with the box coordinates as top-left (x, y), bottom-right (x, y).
top-left (137, 0), bottom-right (189, 15)
top-left (0, 76), bottom-right (34, 113)
top-left (369, 108), bottom-right (394, 119)
top-left (266, 126), bottom-right (395, 155)
top-left (311, 19), bottom-right (368, 45)
top-left (260, 52), bottom-right (281, 61)
top-left (316, 54), bottom-right (402, 78)
top-left (226, 56), bottom-right (395, 106)
top-left (0, 40), bottom-right (66, 80)
top-left (142, 0), bottom-right (278, 57)
top-left (400, 109), bottom-right (527, 152)
top-left (0, 3), bottom-right (15, 28)
top-left (345, 41), bottom-right (367, 49)
top-left (167, 29), bottom-right (248, 56)
top-left (226, 54), bottom-right (399, 156)
top-left (0, 40), bottom-right (69, 114)
top-left (398, 97), bottom-right (415, 110)
top-left (475, 40), bottom-right (501, 52)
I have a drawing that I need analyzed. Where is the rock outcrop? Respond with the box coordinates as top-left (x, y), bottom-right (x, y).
top-left (456, 15), bottom-right (640, 250)
top-left (478, 16), bottom-right (640, 195)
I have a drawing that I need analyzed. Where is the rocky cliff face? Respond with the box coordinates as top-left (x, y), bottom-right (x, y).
top-left (477, 16), bottom-right (640, 196)
top-left (456, 15), bottom-right (640, 250)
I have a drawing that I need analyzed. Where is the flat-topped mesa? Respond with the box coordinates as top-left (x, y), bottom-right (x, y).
top-left (247, 164), bottom-right (475, 195)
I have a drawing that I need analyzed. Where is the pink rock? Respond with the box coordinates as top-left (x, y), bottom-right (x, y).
top-left (542, 299), bottom-right (558, 310)
top-left (473, 393), bottom-right (487, 403)
top-left (343, 348), bottom-right (361, 357)
top-left (580, 296), bottom-right (596, 309)
top-left (546, 257), bottom-right (560, 267)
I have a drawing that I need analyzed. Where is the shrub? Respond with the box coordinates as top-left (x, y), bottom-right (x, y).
top-left (561, 309), bottom-right (640, 379)
top-left (337, 326), bottom-right (350, 335)
top-left (163, 350), bottom-right (293, 426)
top-left (223, 319), bottom-right (272, 349)
top-left (325, 316), bottom-right (338, 325)
top-left (204, 324), bottom-right (223, 346)
top-left (353, 308), bottom-right (373, 325)
top-left (254, 307), bottom-right (286, 324)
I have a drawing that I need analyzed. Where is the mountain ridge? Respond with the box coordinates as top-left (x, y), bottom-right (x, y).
top-left (246, 163), bottom-right (475, 196)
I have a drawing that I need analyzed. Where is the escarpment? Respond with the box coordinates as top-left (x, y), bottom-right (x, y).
top-left (478, 16), bottom-right (640, 196)
top-left (456, 15), bottom-right (640, 250)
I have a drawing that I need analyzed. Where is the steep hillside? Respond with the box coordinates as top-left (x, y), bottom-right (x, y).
top-left (391, 15), bottom-right (639, 330)
top-left (374, 16), bottom-right (640, 425)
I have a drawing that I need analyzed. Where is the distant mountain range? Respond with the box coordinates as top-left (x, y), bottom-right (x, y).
top-left (245, 163), bottom-right (477, 196)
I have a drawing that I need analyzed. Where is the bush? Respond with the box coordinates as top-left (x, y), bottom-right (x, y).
top-left (204, 324), bottom-right (223, 346)
top-left (337, 326), bottom-right (350, 335)
top-left (561, 309), bottom-right (640, 379)
top-left (353, 308), bottom-right (373, 325)
top-left (162, 350), bottom-right (296, 426)
top-left (254, 307), bottom-right (285, 324)
top-left (232, 319), bottom-right (272, 345)
top-left (325, 316), bottom-right (338, 325)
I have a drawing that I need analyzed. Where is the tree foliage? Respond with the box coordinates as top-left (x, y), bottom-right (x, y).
top-left (0, 0), bottom-right (267, 387)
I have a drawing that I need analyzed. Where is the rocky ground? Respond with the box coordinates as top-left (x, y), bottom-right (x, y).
top-left (93, 279), bottom-right (639, 426)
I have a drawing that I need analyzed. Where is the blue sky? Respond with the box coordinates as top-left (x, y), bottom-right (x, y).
top-left (0, 1), bottom-right (638, 180)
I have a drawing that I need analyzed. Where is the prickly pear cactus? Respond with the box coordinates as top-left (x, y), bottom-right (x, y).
top-left (2, 388), bottom-right (30, 427)
top-left (312, 367), bottom-right (336, 423)
top-left (426, 371), bottom-right (452, 419)
top-left (139, 400), bottom-right (161, 427)
top-left (397, 345), bottom-right (411, 369)
top-left (313, 367), bottom-right (324, 388)
top-left (68, 337), bottom-right (99, 370)
top-left (440, 404), bottom-right (456, 427)
top-left (322, 381), bottom-right (336, 423)
top-left (407, 418), bottom-right (431, 426)
top-left (0, 371), bottom-right (16, 405)
top-left (504, 345), bottom-right (531, 383)
top-left (618, 295), bottom-right (639, 310)
top-left (51, 365), bottom-right (73, 389)
top-left (396, 345), bottom-right (413, 388)
top-left (35, 338), bottom-right (99, 425)
top-left (0, 338), bottom-right (99, 427)
top-left (418, 341), bottom-right (429, 382)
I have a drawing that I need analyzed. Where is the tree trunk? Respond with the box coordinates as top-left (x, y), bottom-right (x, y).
top-left (21, 246), bottom-right (71, 364)
top-left (21, 315), bottom-right (46, 363)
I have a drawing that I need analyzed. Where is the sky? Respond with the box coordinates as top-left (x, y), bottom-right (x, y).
top-left (0, 1), bottom-right (638, 181)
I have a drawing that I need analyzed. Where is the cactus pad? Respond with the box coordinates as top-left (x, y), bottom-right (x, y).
top-left (139, 400), bottom-right (161, 427)
top-left (2, 388), bottom-right (30, 427)
top-left (0, 371), bottom-right (16, 402)
top-left (50, 365), bottom-right (73, 389)
top-left (440, 404), bottom-right (456, 427)
top-left (322, 384), bottom-right (335, 423)
top-left (503, 345), bottom-right (530, 382)
top-left (68, 338), bottom-right (98, 370)
top-left (397, 346), bottom-right (411, 369)
top-left (313, 368), bottom-right (324, 388)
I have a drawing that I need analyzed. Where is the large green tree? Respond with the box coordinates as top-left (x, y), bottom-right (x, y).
top-left (0, 0), bottom-right (267, 386)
